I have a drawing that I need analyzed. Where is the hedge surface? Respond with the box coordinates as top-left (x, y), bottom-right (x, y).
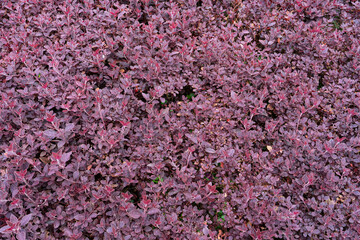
top-left (0, 0), bottom-right (360, 239)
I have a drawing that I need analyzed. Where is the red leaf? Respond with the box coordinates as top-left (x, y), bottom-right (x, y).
top-left (93, 192), bottom-right (103, 200)
top-left (15, 169), bottom-right (27, 178)
top-left (207, 183), bottom-right (217, 194)
top-left (52, 152), bottom-right (61, 160)
top-left (120, 121), bottom-right (130, 127)
top-left (46, 113), bottom-right (55, 122)
top-left (105, 185), bottom-right (114, 194)
top-left (154, 217), bottom-right (162, 226)
top-left (142, 198), bottom-right (151, 205)
top-left (11, 199), bottom-right (20, 205)
top-left (121, 192), bottom-right (132, 201)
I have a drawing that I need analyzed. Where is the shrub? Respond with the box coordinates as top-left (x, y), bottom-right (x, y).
top-left (0, 0), bottom-right (360, 239)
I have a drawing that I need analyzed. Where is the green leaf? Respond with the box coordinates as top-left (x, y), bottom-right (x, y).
top-left (217, 210), bottom-right (225, 222)
top-left (186, 93), bottom-right (195, 100)
top-left (333, 20), bottom-right (341, 30)
top-left (153, 177), bottom-right (159, 184)
top-left (152, 176), bottom-right (163, 184)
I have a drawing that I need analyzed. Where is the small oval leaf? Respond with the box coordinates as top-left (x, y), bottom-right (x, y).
top-left (205, 148), bottom-right (216, 154)
top-left (128, 209), bottom-right (141, 219)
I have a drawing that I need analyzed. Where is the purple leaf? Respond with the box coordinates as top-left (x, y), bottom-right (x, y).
top-left (142, 93), bottom-right (150, 101)
top-left (128, 209), bottom-right (142, 219)
top-left (73, 170), bottom-right (79, 179)
top-left (0, 225), bottom-right (10, 233)
top-left (65, 123), bottom-right (75, 132)
top-left (228, 149), bottom-right (235, 157)
top-left (61, 151), bottom-right (72, 163)
top-left (20, 214), bottom-right (33, 226)
top-left (230, 91), bottom-right (238, 102)
top-left (16, 230), bottom-right (26, 240)
top-left (43, 129), bottom-right (58, 138)
top-left (74, 214), bottom-right (85, 221)
top-left (148, 208), bottom-right (160, 215)
top-left (205, 148), bottom-right (216, 154)
top-left (202, 226), bottom-right (209, 235)
top-left (9, 214), bottom-right (18, 224)
top-left (185, 134), bottom-right (198, 144)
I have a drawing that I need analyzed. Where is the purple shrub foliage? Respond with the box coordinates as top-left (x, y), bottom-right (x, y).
top-left (0, 0), bottom-right (360, 239)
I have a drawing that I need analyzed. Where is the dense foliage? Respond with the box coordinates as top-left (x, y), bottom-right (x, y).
top-left (1, 0), bottom-right (360, 239)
